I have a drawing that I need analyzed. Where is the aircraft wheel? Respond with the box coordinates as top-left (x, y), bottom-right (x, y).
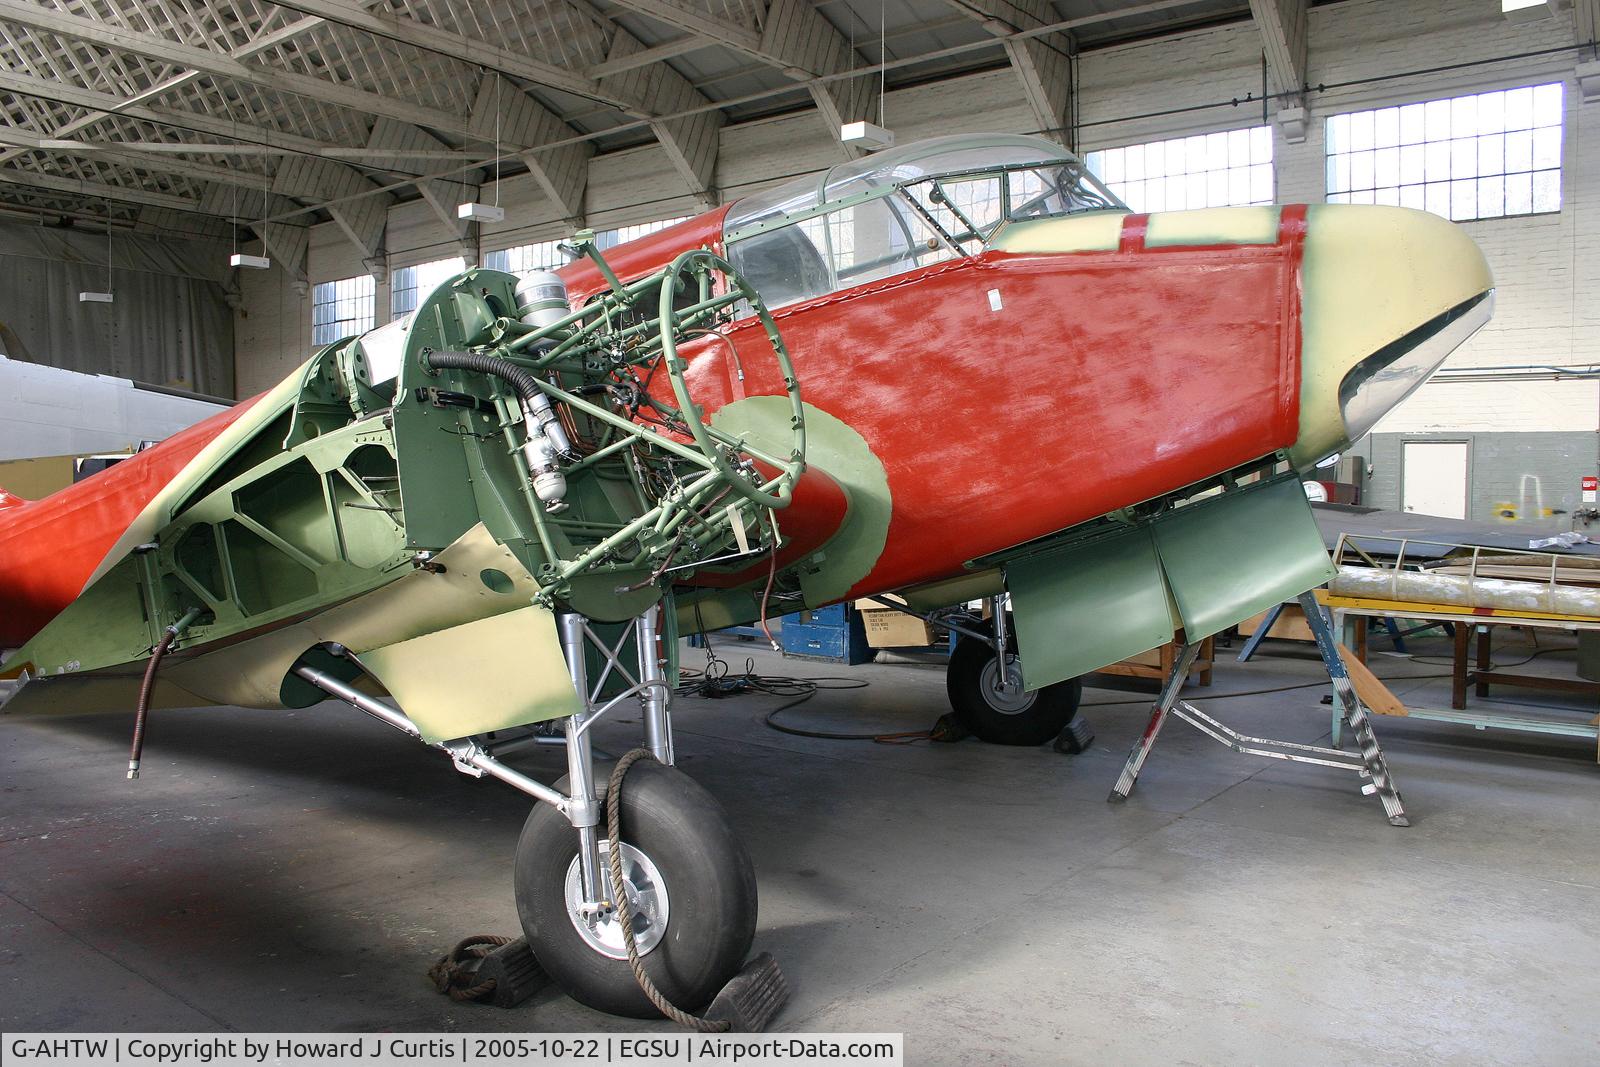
top-left (514, 760), bottom-right (756, 1018)
top-left (947, 628), bottom-right (1083, 746)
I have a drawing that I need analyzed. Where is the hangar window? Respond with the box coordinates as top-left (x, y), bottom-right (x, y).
top-left (1084, 126), bottom-right (1275, 212)
top-left (310, 275), bottom-right (374, 346)
top-left (390, 256), bottom-right (465, 318)
top-left (1325, 83), bottom-right (1564, 220)
top-left (597, 217), bottom-right (692, 248)
top-left (485, 240), bottom-right (564, 276)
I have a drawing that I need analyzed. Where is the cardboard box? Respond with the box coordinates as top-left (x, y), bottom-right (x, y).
top-left (853, 596), bottom-right (935, 648)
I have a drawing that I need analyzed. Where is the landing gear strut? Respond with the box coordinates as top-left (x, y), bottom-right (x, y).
top-left (293, 602), bottom-right (776, 1026)
top-left (515, 607), bottom-right (757, 1019)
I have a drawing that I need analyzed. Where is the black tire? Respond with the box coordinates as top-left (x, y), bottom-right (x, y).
top-left (514, 761), bottom-right (756, 1018)
top-left (946, 625), bottom-right (1083, 746)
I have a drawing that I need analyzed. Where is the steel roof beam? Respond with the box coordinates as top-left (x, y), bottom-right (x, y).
top-left (0, 0), bottom-right (507, 144)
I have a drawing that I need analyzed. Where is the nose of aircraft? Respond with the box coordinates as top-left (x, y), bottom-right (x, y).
top-left (1290, 203), bottom-right (1493, 467)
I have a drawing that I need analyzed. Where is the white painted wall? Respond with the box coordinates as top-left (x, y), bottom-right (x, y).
top-left (234, 0), bottom-right (1600, 447)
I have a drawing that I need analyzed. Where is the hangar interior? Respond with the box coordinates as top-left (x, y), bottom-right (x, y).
top-left (3, 0), bottom-right (1600, 1061)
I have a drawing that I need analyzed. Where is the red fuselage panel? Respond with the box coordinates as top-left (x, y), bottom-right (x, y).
top-left (677, 216), bottom-right (1305, 597)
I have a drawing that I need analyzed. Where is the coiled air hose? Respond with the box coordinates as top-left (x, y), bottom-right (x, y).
top-left (127, 606), bottom-right (203, 779)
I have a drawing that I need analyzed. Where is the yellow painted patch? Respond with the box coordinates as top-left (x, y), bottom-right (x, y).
top-left (988, 212), bottom-right (1127, 254)
top-left (360, 603), bottom-right (580, 742)
top-left (1144, 206), bottom-right (1281, 247)
top-left (161, 523), bottom-right (542, 710)
top-left (1291, 205), bottom-right (1493, 466)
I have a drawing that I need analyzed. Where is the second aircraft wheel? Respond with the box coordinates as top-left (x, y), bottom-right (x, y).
top-left (946, 627), bottom-right (1084, 746)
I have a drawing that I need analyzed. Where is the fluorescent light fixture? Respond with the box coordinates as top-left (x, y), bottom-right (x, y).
top-left (230, 253), bottom-right (271, 269)
top-left (841, 121), bottom-right (895, 151)
top-left (78, 291), bottom-right (114, 303)
top-left (458, 202), bottom-right (506, 222)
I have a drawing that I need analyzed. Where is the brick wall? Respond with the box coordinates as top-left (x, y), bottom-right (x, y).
top-left (1350, 429), bottom-right (1596, 524)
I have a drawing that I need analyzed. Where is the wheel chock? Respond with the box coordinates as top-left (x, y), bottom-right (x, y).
top-left (476, 938), bottom-right (551, 1008)
top-left (1053, 714), bottom-right (1094, 754)
top-left (702, 952), bottom-right (789, 1032)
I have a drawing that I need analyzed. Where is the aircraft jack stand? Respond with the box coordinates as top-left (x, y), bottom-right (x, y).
top-left (1107, 590), bottom-right (1409, 827)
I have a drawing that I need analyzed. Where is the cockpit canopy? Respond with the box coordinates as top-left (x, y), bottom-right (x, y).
top-left (724, 134), bottom-right (1125, 308)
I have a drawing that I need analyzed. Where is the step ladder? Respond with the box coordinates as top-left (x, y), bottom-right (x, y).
top-left (1108, 590), bottom-right (1409, 826)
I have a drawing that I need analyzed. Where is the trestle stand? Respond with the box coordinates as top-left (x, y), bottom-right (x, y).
top-left (1107, 593), bottom-right (1409, 826)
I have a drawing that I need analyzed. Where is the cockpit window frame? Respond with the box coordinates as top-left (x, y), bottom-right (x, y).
top-left (725, 158), bottom-right (1125, 248)
top-left (722, 157), bottom-right (1125, 311)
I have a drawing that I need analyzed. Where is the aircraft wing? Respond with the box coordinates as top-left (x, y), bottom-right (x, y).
top-left (0, 355), bottom-right (230, 462)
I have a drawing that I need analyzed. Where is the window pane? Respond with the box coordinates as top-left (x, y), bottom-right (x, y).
top-left (1476, 91), bottom-right (1505, 134)
top-left (1532, 127), bottom-right (1562, 170)
top-left (1424, 98), bottom-right (1452, 140)
top-left (1325, 114), bottom-right (1347, 156)
top-left (311, 274), bottom-right (375, 346)
top-left (1533, 83), bottom-right (1564, 128)
top-left (1533, 169), bottom-right (1561, 213)
top-left (1374, 107), bottom-right (1400, 149)
top-left (1399, 103), bottom-right (1426, 145)
top-left (1350, 150), bottom-right (1374, 191)
top-left (1324, 83), bottom-right (1561, 223)
top-left (1350, 110), bottom-right (1374, 151)
top-left (1505, 130), bottom-right (1534, 173)
top-left (1086, 125), bottom-right (1272, 211)
top-left (1399, 143), bottom-right (1425, 184)
top-left (1504, 87), bottom-right (1534, 130)
top-left (1452, 95), bottom-right (1478, 139)
top-left (1374, 146), bottom-right (1400, 188)
top-left (1477, 175), bottom-right (1505, 218)
top-left (1504, 172), bottom-right (1533, 215)
top-left (1477, 133), bottom-right (1504, 177)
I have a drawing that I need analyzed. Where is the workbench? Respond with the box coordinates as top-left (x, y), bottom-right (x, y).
top-left (1320, 591), bottom-right (1600, 755)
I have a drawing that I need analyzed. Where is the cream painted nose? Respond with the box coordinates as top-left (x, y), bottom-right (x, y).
top-left (1290, 204), bottom-right (1494, 467)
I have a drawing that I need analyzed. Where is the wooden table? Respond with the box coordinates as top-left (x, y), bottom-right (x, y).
top-left (1320, 591), bottom-right (1600, 756)
top-left (1094, 635), bottom-right (1214, 686)
top-left (1336, 598), bottom-right (1600, 710)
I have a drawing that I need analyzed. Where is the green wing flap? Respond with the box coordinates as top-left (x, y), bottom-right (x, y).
top-left (1006, 475), bottom-right (1335, 690)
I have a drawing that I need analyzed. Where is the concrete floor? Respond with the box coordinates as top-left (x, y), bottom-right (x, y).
top-left (3, 631), bottom-right (1599, 1064)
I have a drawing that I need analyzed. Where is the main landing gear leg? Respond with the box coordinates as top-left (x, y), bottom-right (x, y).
top-left (514, 605), bottom-right (786, 1025)
top-left (294, 603), bottom-right (788, 1027)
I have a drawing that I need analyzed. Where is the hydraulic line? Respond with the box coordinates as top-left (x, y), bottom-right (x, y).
top-left (127, 606), bottom-right (203, 779)
top-left (426, 349), bottom-right (574, 510)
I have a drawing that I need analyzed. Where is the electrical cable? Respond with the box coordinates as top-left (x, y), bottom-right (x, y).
top-left (676, 641), bottom-right (918, 743)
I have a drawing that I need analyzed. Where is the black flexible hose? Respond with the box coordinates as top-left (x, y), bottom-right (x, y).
top-left (425, 350), bottom-right (544, 405)
top-left (127, 607), bottom-right (201, 779)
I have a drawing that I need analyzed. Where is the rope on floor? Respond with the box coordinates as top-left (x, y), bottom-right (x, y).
top-left (427, 934), bottom-right (514, 1002)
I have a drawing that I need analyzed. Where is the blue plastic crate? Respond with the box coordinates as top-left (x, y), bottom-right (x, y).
top-left (779, 606), bottom-right (874, 664)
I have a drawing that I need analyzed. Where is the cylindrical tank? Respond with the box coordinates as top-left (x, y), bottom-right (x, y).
top-left (514, 271), bottom-right (569, 330)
